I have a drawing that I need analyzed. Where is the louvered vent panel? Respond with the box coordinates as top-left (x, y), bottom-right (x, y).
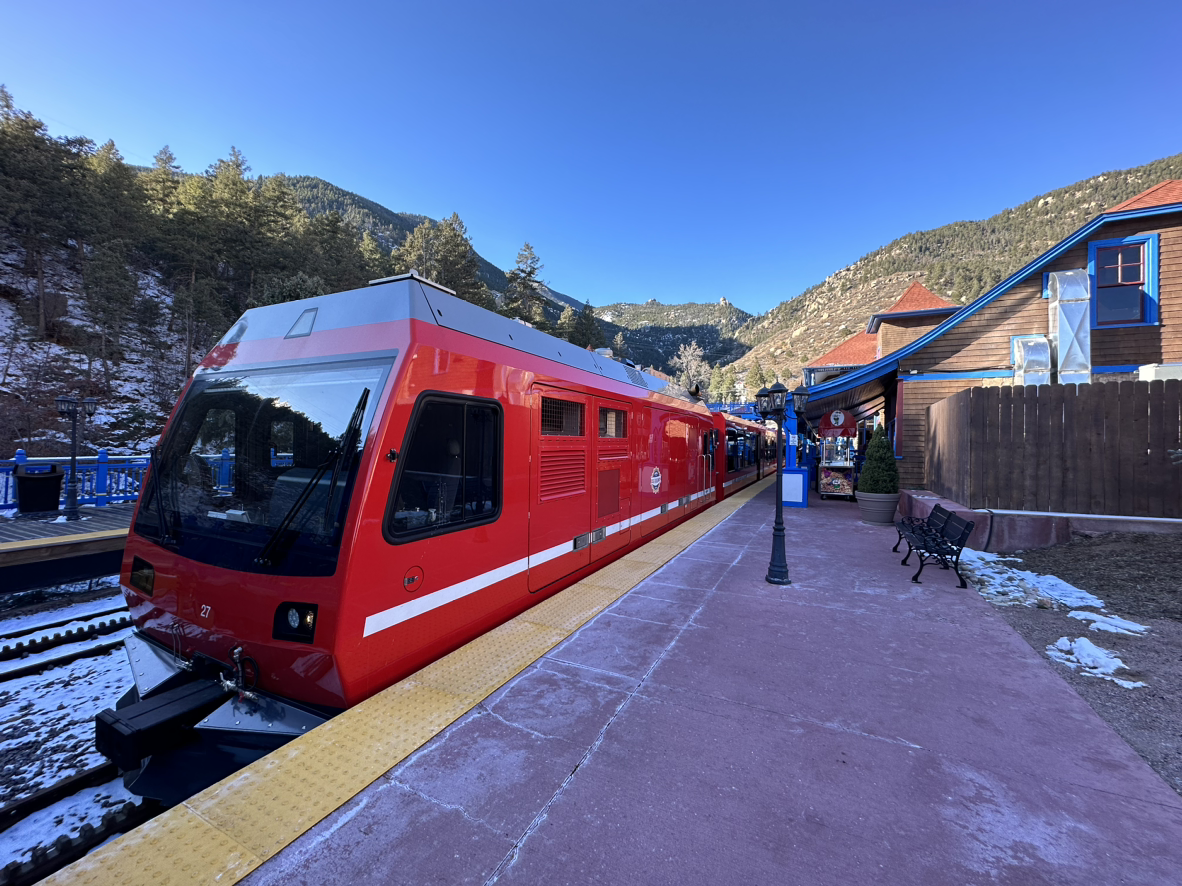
top-left (625, 367), bottom-right (648, 387)
top-left (540, 451), bottom-right (586, 499)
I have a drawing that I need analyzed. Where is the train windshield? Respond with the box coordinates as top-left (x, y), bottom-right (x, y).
top-left (134, 359), bottom-right (391, 575)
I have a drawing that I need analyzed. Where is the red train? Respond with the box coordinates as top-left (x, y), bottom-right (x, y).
top-left (96, 273), bottom-right (775, 803)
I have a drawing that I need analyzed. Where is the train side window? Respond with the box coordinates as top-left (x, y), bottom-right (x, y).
top-left (599, 407), bottom-right (627, 438)
top-left (541, 398), bottom-right (584, 436)
top-left (387, 396), bottom-right (502, 540)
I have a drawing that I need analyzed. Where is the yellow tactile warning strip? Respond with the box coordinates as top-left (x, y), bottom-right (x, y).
top-left (47, 476), bottom-right (773, 886)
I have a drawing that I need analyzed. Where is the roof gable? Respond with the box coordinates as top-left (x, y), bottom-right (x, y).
top-left (805, 332), bottom-right (878, 368)
top-left (1108, 180), bottom-right (1182, 213)
top-left (883, 281), bottom-right (957, 314)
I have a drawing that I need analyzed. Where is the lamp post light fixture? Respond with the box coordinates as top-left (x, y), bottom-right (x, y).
top-left (756, 382), bottom-right (790, 585)
top-left (55, 395), bottom-right (98, 520)
top-left (792, 383), bottom-right (810, 440)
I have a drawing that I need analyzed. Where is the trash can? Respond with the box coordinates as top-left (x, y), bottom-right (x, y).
top-left (14, 464), bottom-right (65, 514)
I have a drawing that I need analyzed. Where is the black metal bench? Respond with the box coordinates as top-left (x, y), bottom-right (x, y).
top-left (892, 503), bottom-right (951, 556)
top-left (897, 510), bottom-right (975, 588)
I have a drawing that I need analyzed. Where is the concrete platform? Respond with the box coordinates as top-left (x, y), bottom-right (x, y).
top-left (240, 489), bottom-right (1182, 885)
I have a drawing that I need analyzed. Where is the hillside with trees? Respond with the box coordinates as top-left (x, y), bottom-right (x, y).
top-left (3, 83), bottom-right (1180, 452)
top-left (0, 89), bottom-right (628, 454)
top-left (730, 152), bottom-right (1182, 388)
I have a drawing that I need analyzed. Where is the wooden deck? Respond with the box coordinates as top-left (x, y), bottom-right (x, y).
top-left (0, 503), bottom-right (135, 579)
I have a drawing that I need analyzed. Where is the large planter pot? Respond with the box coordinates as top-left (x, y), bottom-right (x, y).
top-left (856, 491), bottom-right (901, 525)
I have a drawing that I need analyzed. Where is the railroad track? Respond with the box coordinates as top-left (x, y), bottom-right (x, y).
top-left (0, 764), bottom-right (162, 886)
top-left (1, 604), bottom-right (128, 642)
top-left (0, 615), bottom-right (132, 681)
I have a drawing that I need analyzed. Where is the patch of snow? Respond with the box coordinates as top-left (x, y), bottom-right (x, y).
top-left (1046, 637), bottom-right (1146, 689)
top-left (0, 626), bottom-right (132, 679)
top-left (1067, 611), bottom-right (1148, 636)
top-left (960, 549), bottom-right (1104, 608)
top-left (0, 777), bottom-right (135, 866)
top-left (0, 590), bottom-right (125, 641)
top-left (0, 642), bottom-right (131, 805)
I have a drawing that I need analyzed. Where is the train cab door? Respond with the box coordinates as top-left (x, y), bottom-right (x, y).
top-left (697, 420), bottom-right (715, 505)
top-left (528, 386), bottom-right (592, 592)
top-left (590, 397), bottom-right (632, 562)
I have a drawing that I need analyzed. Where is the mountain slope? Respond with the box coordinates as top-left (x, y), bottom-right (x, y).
top-left (731, 152), bottom-right (1182, 384)
top-left (596, 299), bottom-right (753, 371)
top-left (282, 175), bottom-right (508, 291)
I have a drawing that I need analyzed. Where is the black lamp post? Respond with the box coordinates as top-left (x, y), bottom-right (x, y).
top-left (756, 382), bottom-right (790, 585)
top-left (55, 395), bottom-right (98, 520)
top-left (792, 383), bottom-right (810, 439)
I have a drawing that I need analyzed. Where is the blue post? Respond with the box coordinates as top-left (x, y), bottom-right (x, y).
top-left (15, 449), bottom-right (27, 465)
top-left (96, 449), bottom-right (109, 506)
top-left (219, 449), bottom-right (232, 490)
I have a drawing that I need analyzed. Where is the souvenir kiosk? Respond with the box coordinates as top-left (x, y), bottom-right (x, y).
top-left (817, 408), bottom-right (858, 499)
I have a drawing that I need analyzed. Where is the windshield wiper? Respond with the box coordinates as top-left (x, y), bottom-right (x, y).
top-left (148, 446), bottom-right (177, 547)
top-left (322, 388), bottom-right (370, 528)
top-left (255, 388), bottom-right (370, 569)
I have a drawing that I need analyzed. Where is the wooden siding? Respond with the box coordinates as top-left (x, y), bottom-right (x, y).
top-left (897, 378), bottom-right (984, 489)
top-left (901, 212), bottom-right (1182, 374)
top-left (878, 317), bottom-right (943, 359)
top-left (926, 380), bottom-right (1182, 517)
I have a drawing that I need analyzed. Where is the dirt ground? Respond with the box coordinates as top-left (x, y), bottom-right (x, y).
top-left (994, 532), bottom-right (1182, 797)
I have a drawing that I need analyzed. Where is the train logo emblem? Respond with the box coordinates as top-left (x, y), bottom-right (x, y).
top-left (650, 468), bottom-right (662, 493)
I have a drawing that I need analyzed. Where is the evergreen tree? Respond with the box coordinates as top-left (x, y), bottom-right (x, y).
top-left (574, 302), bottom-right (602, 349)
top-left (748, 359), bottom-right (768, 391)
top-left (719, 366), bottom-right (737, 402)
top-left (556, 306), bottom-right (578, 342)
top-left (359, 231), bottom-right (392, 280)
top-left (503, 242), bottom-right (543, 322)
top-left (611, 331), bottom-right (629, 360)
top-left (393, 215), bottom-right (493, 310)
top-left (83, 241), bottom-right (139, 385)
top-left (141, 146), bottom-right (181, 217)
top-left (708, 366), bottom-right (724, 400)
top-left (0, 87), bottom-right (92, 337)
top-left (83, 140), bottom-right (146, 254)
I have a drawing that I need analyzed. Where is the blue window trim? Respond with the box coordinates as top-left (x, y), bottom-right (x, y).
top-left (1093, 365), bottom-right (1141, 374)
top-left (1087, 233), bottom-right (1159, 328)
top-left (899, 370), bottom-right (1014, 382)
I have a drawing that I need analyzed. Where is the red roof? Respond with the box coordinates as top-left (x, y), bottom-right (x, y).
top-left (882, 281), bottom-right (957, 314)
top-left (805, 332), bottom-right (879, 368)
top-left (1108, 180), bottom-right (1182, 213)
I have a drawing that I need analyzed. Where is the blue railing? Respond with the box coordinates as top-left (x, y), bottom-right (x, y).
top-left (1, 449), bottom-right (151, 510)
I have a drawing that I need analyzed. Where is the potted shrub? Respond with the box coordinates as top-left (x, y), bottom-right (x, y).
top-left (856, 424), bottom-right (900, 524)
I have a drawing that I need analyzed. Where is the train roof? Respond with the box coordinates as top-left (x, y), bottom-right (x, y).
top-left (207, 273), bottom-right (703, 406)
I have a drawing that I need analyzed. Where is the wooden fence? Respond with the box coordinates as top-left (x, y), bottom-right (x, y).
top-left (926, 380), bottom-right (1182, 518)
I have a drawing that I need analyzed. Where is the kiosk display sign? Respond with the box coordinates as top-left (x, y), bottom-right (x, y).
top-left (819, 409), bottom-right (857, 438)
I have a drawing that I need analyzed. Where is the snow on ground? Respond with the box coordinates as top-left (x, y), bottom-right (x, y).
top-left (1, 236), bottom-right (192, 456)
top-left (0, 639), bottom-right (131, 805)
top-left (959, 550), bottom-right (1105, 608)
top-left (960, 547), bottom-right (1147, 689)
top-left (1046, 637), bottom-right (1147, 689)
top-left (0, 627), bottom-right (132, 680)
top-left (0, 776), bottom-right (137, 867)
top-left (1067, 611), bottom-right (1149, 636)
top-left (0, 589), bottom-right (126, 643)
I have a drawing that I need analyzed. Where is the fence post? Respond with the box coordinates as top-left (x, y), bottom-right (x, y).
top-left (219, 449), bottom-right (232, 490)
top-left (15, 449), bottom-right (26, 466)
top-left (96, 448), bottom-right (109, 507)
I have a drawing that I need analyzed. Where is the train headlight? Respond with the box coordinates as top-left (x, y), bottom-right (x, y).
top-left (273, 602), bottom-right (319, 643)
top-left (129, 557), bottom-right (155, 597)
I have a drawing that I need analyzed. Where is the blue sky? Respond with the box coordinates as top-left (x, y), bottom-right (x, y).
top-left (5, 0), bottom-right (1182, 315)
